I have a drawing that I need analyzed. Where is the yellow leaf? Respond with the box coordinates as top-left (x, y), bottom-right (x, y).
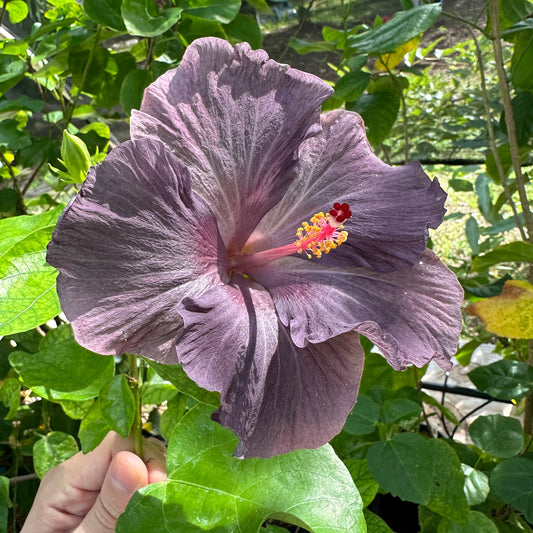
top-left (467, 280), bottom-right (533, 339)
top-left (375, 36), bottom-right (421, 71)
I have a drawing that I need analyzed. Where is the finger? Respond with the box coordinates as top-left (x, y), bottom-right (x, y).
top-left (75, 451), bottom-right (148, 533)
top-left (21, 431), bottom-right (132, 531)
top-left (72, 431), bottom-right (135, 492)
top-left (143, 438), bottom-right (167, 483)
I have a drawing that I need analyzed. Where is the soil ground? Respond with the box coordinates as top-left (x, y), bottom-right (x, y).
top-left (262, 0), bottom-right (488, 79)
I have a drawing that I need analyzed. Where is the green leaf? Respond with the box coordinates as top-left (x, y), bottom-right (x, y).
top-left (475, 173), bottom-right (500, 224)
top-left (290, 38), bottom-right (337, 55)
top-left (510, 91), bottom-right (533, 145)
top-left (380, 398), bottom-right (421, 425)
top-left (33, 431), bottom-right (79, 478)
top-left (359, 350), bottom-right (417, 394)
top-left (461, 464), bottom-right (489, 506)
top-left (465, 216), bottom-right (480, 255)
top-left (58, 399), bottom-right (94, 420)
top-left (491, 457), bottom-right (533, 523)
top-left (511, 30), bottom-right (533, 92)
top-left (334, 71), bottom-right (371, 102)
top-left (79, 402), bottom-right (111, 453)
top-left (344, 459), bottom-right (379, 508)
top-left (160, 393), bottom-right (187, 439)
top-left (0, 119), bottom-right (31, 150)
top-left (469, 414), bottom-right (524, 458)
top-left (343, 394), bottom-right (380, 435)
top-left (0, 188), bottom-right (19, 218)
top-left (95, 51), bottom-right (138, 109)
top-left (178, 13), bottom-right (227, 43)
top-left (448, 178), bottom-right (473, 192)
top-left (497, 0), bottom-right (533, 31)
top-left (0, 476), bottom-right (11, 532)
top-left (224, 13), bottom-right (262, 49)
top-left (245, 0), bottom-right (270, 13)
top-left (346, 4), bottom-right (442, 55)
top-left (0, 56), bottom-right (27, 93)
top-left (9, 324), bottom-right (115, 401)
top-left (120, 69), bottom-right (153, 115)
top-left (0, 206), bottom-right (63, 336)
top-left (68, 45), bottom-right (112, 96)
top-left (147, 360), bottom-right (219, 406)
top-left (122, 0), bottom-right (182, 37)
top-left (419, 507), bottom-right (443, 533)
top-left (0, 96), bottom-right (43, 114)
top-left (486, 142), bottom-right (531, 182)
top-left (348, 75), bottom-right (404, 147)
top-left (5, 0), bottom-right (29, 23)
top-left (468, 359), bottom-right (533, 401)
top-left (0, 377), bottom-right (21, 419)
top-left (117, 404), bottom-right (364, 532)
top-left (472, 242), bottom-right (533, 271)
top-left (502, 19), bottom-right (533, 38)
top-left (437, 510), bottom-right (498, 533)
top-left (141, 380), bottom-right (177, 405)
top-left (364, 509), bottom-right (394, 533)
top-left (176, 0), bottom-right (240, 24)
top-left (83, 0), bottom-right (126, 30)
top-left (99, 375), bottom-right (135, 438)
top-left (367, 433), bottom-right (468, 521)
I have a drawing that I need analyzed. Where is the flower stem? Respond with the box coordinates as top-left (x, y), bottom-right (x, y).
top-left (488, 0), bottom-right (533, 242)
top-left (467, 26), bottom-right (527, 241)
top-left (128, 354), bottom-right (144, 458)
top-left (488, 0), bottom-right (533, 436)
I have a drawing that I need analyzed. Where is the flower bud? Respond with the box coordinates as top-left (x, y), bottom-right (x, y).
top-left (60, 130), bottom-right (91, 183)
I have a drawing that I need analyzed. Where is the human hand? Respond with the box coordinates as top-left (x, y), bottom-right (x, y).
top-left (21, 431), bottom-right (166, 533)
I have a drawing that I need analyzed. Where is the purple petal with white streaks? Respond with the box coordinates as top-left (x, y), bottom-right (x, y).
top-left (248, 249), bottom-right (462, 370)
top-left (246, 110), bottom-right (446, 272)
top-left (46, 138), bottom-right (226, 362)
top-left (131, 37), bottom-right (332, 254)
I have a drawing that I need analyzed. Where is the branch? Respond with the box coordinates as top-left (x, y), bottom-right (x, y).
top-left (468, 25), bottom-right (527, 241)
top-left (488, 0), bottom-right (533, 242)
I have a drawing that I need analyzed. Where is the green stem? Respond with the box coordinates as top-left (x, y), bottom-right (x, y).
top-left (488, 0), bottom-right (533, 242)
top-left (277, 0), bottom-right (316, 62)
top-left (441, 10), bottom-right (485, 34)
top-left (128, 354), bottom-right (144, 458)
top-left (488, 0), bottom-right (533, 436)
top-left (467, 26), bottom-right (527, 241)
top-left (63, 25), bottom-right (102, 129)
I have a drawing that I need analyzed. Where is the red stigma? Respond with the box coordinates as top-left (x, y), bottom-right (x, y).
top-left (329, 202), bottom-right (352, 224)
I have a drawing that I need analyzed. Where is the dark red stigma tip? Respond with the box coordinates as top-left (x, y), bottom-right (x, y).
top-left (330, 202), bottom-right (352, 223)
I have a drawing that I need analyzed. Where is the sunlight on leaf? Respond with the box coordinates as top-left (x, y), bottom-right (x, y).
top-left (117, 404), bottom-right (364, 532)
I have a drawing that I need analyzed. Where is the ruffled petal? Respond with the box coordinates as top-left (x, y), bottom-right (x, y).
top-left (176, 278), bottom-right (364, 458)
top-left (46, 138), bottom-right (227, 362)
top-left (131, 37), bottom-right (332, 253)
top-left (246, 110), bottom-right (446, 272)
top-left (249, 249), bottom-right (462, 370)
top-left (176, 278), bottom-right (279, 449)
top-left (233, 329), bottom-right (364, 458)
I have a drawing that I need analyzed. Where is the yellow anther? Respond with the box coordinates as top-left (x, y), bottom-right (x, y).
top-left (294, 211), bottom-right (349, 259)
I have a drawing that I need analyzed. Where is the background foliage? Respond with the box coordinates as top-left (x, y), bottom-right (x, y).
top-left (0, 0), bottom-right (532, 531)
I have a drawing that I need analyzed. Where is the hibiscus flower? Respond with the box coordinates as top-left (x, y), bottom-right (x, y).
top-left (46, 37), bottom-right (462, 458)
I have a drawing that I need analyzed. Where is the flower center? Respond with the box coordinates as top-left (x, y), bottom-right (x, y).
top-left (230, 203), bottom-right (351, 273)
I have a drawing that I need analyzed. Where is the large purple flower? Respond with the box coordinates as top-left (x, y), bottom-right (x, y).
top-left (47, 37), bottom-right (462, 458)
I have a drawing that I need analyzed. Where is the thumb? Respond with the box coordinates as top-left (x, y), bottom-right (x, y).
top-left (76, 451), bottom-right (148, 533)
